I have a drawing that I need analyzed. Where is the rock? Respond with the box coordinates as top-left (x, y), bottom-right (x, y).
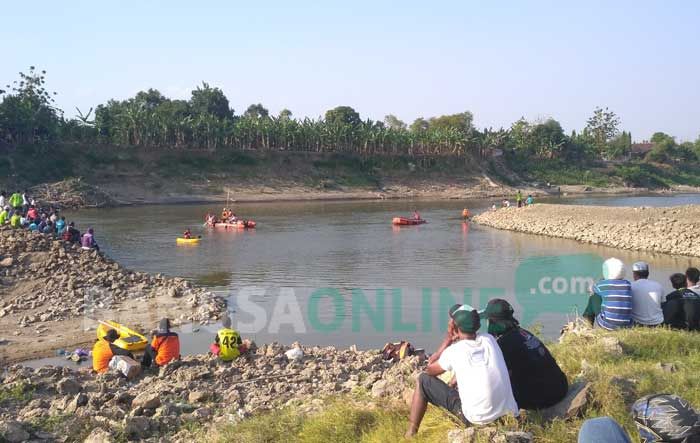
top-left (124, 416), bottom-right (153, 440)
top-left (131, 392), bottom-right (161, 410)
top-left (600, 336), bottom-right (623, 355)
top-left (447, 428), bottom-right (476, 443)
top-left (0, 420), bottom-right (30, 443)
top-left (188, 390), bottom-right (209, 403)
top-left (370, 380), bottom-right (389, 398)
top-left (83, 428), bottom-right (114, 443)
top-left (0, 257), bottom-right (13, 267)
top-left (57, 377), bottom-right (82, 395)
top-left (285, 347), bottom-right (304, 361)
top-left (541, 381), bottom-right (591, 420)
top-left (494, 431), bottom-right (534, 443)
top-left (192, 407), bottom-right (212, 420)
top-left (655, 362), bottom-right (677, 373)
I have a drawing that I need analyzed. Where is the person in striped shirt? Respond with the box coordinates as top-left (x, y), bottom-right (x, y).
top-left (583, 258), bottom-right (633, 329)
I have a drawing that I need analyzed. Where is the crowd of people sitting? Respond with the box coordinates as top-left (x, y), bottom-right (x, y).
top-left (0, 189), bottom-right (99, 250)
top-left (582, 258), bottom-right (700, 331)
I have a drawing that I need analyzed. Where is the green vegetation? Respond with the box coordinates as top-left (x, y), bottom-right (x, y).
top-left (0, 382), bottom-right (34, 405)
top-left (186, 328), bottom-right (700, 443)
top-left (2, 67), bottom-right (700, 190)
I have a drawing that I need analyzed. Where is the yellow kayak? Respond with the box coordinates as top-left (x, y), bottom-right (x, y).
top-left (96, 320), bottom-right (148, 352)
top-left (176, 237), bottom-right (200, 245)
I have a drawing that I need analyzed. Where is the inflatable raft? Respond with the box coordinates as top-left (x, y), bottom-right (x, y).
top-left (392, 217), bottom-right (427, 226)
top-left (209, 220), bottom-right (256, 229)
top-left (96, 320), bottom-right (148, 352)
top-left (176, 237), bottom-right (200, 245)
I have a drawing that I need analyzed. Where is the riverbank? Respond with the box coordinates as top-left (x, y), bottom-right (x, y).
top-left (473, 203), bottom-right (700, 257)
top-left (2, 325), bottom-right (699, 442)
top-left (9, 144), bottom-right (700, 209)
top-left (0, 227), bottom-right (226, 364)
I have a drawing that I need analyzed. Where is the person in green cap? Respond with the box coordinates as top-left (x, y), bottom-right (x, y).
top-left (405, 305), bottom-right (518, 437)
top-left (481, 298), bottom-right (568, 410)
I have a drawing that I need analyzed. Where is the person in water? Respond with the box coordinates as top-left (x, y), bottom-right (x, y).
top-left (405, 306), bottom-right (518, 437)
top-left (142, 318), bottom-right (180, 368)
top-left (481, 299), bottom-right (568, 409)
top-left (211, 314), bottom-right (247, 361)
top-left (92, 328), bottom-right (134, 373)
top-left (462, 208), bottom-right (470, 219)
top-left (582, 257), bottom-right (633, 330)
top-left (183, 229), bottom-right (192, 239)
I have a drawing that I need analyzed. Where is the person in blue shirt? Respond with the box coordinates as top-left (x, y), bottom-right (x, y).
top-left (55, 216), bottom-right (66, 235)
top-left (582, 257), bottom-right (633, 330)
top-left (525, 195), bottom-right (534, 205)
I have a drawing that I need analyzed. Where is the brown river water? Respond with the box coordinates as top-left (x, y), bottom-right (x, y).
top-left (22, 194), bottom-right (700, 367)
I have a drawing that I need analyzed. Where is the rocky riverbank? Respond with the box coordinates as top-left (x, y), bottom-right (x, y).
top-left (0, 343), bottom-right (421, 442)
top-left (0, 227), bottom-right (226, 363)
top-left (2, 324), bottom-right (698, 442)
top-left (473, 203), bottom-right (700, 257)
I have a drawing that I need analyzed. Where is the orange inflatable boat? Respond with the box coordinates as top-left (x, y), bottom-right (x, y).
top-left (392, 217), bottom-right (427, 226)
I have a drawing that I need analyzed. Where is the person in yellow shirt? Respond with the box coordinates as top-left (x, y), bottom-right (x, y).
top-left (210, 315), bottom-right (246, 361)
top-left (9, 212), bottom-right (21, 228)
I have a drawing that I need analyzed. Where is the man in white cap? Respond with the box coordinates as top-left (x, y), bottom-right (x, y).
top-left (630, 261), bottom-right (664, 327)
top-left (583, 257), bottom-right (633, 330)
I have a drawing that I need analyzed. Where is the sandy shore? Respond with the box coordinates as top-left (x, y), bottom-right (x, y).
top-left (473, 203), bottom-right (700, 257)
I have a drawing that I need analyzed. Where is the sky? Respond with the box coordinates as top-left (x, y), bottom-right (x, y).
top-left (2, 1), bottom-right (699, 141)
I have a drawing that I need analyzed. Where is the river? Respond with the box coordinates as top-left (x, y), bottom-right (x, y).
top-left (34, 193), bottom-right (691, 359)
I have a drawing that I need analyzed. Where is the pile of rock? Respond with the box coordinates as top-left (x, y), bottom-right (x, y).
top-left (29, 178), bottom-right (117, 209)
top-left (0, 343), bottom-right (422, 442)
top-left (473, 204), bottom-right (700, 257)
top-left (0, 227), bottom-right (225, 326)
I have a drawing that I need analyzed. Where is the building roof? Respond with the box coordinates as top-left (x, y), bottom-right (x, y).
top-left (630, 142), bottom-right (654, 154)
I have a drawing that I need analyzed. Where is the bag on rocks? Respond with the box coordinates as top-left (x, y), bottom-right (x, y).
top-left (109, 355), bottom-right (142, 380)
top-left (381, 341), bottom-right (415, 362)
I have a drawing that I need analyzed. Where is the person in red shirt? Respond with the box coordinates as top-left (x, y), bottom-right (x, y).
top-left (141, 318), bottom-right (180, 368)
top-left (183, 229), bottom-right (192, 239)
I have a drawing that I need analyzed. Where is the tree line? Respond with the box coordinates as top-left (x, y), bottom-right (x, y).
top-left (1, 67), bottom-right (698, 165)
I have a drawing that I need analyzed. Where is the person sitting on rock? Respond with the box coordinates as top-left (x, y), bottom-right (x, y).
top-left (582, 257), bottom-right (633, 330)
top-left (27, 206), bottom-right (38, 222)
top-left (663, 270), bottom-right (700, 331)
top-left (211, 314), bottom-right (247, 361)
top-left (92, 328), bottom-right (134, 374)
top-left (9, 211), bottom-right (21, 229)
top-left (405, 306), bottom-right (518, 437)
top-left (55, 216), bottom-right (66, 235)
top-left (630, 261), bottom-right (664, 327)
top-left (0, 206), bottom-right (9, 225)
top-left (481, 298), bottom-right (568, 410)
top-left (81, 228), bottom-right (99, 251)
top-left (183, 229), bottom-right (192, 239)
top-left (142, 318), bottom-right (180, 368)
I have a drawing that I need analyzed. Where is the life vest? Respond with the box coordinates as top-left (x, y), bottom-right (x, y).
top-left (217, 328), bottom-right (242, 361)
top-left (92, 339), bottom-right (114, 373)
top-left (151, 333), bottom-right (180, 366)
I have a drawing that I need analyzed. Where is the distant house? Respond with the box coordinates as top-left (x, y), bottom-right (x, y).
top-left (629, 142), bottom-right (654, 159)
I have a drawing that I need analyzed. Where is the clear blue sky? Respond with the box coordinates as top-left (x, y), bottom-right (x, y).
top-left (2, 1), bottom-right (699, 141)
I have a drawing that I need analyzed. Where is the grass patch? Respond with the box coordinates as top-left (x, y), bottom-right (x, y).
top-left (0, 382), bottom-right (34, 404)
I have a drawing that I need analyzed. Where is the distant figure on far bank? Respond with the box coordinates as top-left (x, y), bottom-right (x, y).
top-left (663, 268), bottom-right (700, 331)
top-left (516, 190), bottom-right (523, 208)
top-left (630, 261), bottom-right (664, 327)
top-left (582, 257), bottom-right (633, 330)
top-left (502, 199), bottom-right (511, 208)
top-left (526, 194), bottom-right (534, 206)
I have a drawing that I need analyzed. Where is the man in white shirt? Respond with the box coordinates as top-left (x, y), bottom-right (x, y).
top-left (630, 261), bottom-right (664, 326)
top-left (405, 306), bottom-right (518, 437)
